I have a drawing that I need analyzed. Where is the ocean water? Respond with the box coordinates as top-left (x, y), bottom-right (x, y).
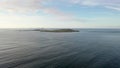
top-left (0, 29), bottom-right (120, 68)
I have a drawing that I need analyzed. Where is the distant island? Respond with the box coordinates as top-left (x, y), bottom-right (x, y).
top-left (31, 29), bottom-right (79, 32)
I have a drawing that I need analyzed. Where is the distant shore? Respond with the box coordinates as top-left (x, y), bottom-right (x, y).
top-left (21, 29), bottom-right (79, 32)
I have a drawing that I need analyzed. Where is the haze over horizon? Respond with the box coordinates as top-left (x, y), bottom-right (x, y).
top-left (0, 0), bottom-right (120, 28)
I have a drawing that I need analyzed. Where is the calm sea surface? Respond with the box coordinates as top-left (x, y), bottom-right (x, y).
top-left (0, 29), bottom-right (120, 68)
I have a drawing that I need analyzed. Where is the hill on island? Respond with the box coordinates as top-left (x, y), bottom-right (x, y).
top-left (33, 29), bottom-right (79, 32)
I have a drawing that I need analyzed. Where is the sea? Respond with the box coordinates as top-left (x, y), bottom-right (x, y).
top-left (0, 29), bottom-right (120, 68)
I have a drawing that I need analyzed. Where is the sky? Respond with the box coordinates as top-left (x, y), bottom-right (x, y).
top-left (0, 0), bottom-right (120, 28)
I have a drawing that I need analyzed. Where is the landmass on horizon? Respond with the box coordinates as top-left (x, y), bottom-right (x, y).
top-left (21, 29), bottom-right (79, 32)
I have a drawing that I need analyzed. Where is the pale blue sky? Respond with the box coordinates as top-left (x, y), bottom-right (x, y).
top-left (0, 0), bottom-right (120, 28)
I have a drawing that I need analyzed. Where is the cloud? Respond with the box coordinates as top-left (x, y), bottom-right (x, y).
top-left (0, 0), bottom-right (63, 15)
top-left (69, 0), bottom-right (120, 11)
top-left (69, 0), bottom-right (98, 6)
top-left (0, 0), bottom-right (46, 13)
top-left (0, 0), bottom-right (119, 24)
top-left (1, 0), bottom-right (120, 14)
top-left (105, 6), bottom-right (120, 11)
top-left (0, 0), bottom-right (84, 23)
top-left (69, 0), bottom-right (120, 6)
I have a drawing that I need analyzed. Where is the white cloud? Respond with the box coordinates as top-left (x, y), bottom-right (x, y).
top-left (69, 0), bottom-right (120, 11)
top-left (0, 0), bottom-right (84, 23)
top-left (1, 0), bottom-right (120, 13)
top-left (0, 0), bottom-right (120, 28)
top-left (70, 0), bottom-right (120, 6)
top-left (105, 6), bottom-right (120, 11)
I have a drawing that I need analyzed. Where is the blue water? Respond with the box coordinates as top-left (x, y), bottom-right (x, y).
top-left (0, 29), bottom-right (120, 68)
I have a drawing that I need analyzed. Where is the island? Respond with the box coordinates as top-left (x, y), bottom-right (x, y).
top-left (32, 29), bottom-right (79, 32)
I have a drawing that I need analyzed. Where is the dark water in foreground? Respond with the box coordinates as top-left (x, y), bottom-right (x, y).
top-left (0, 29), bottom-right (120, 68)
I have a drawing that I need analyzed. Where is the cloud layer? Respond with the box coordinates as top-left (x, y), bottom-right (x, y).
top-left (69, 0), bottom-right (120, 11)
top-left (0, 0), bottom-right (120, 14)
top-left (0, 0), bottom-right (120, 23)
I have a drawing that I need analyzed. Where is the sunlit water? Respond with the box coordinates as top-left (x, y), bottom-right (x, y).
top-left (0, 29), bottom-right (120, 68)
